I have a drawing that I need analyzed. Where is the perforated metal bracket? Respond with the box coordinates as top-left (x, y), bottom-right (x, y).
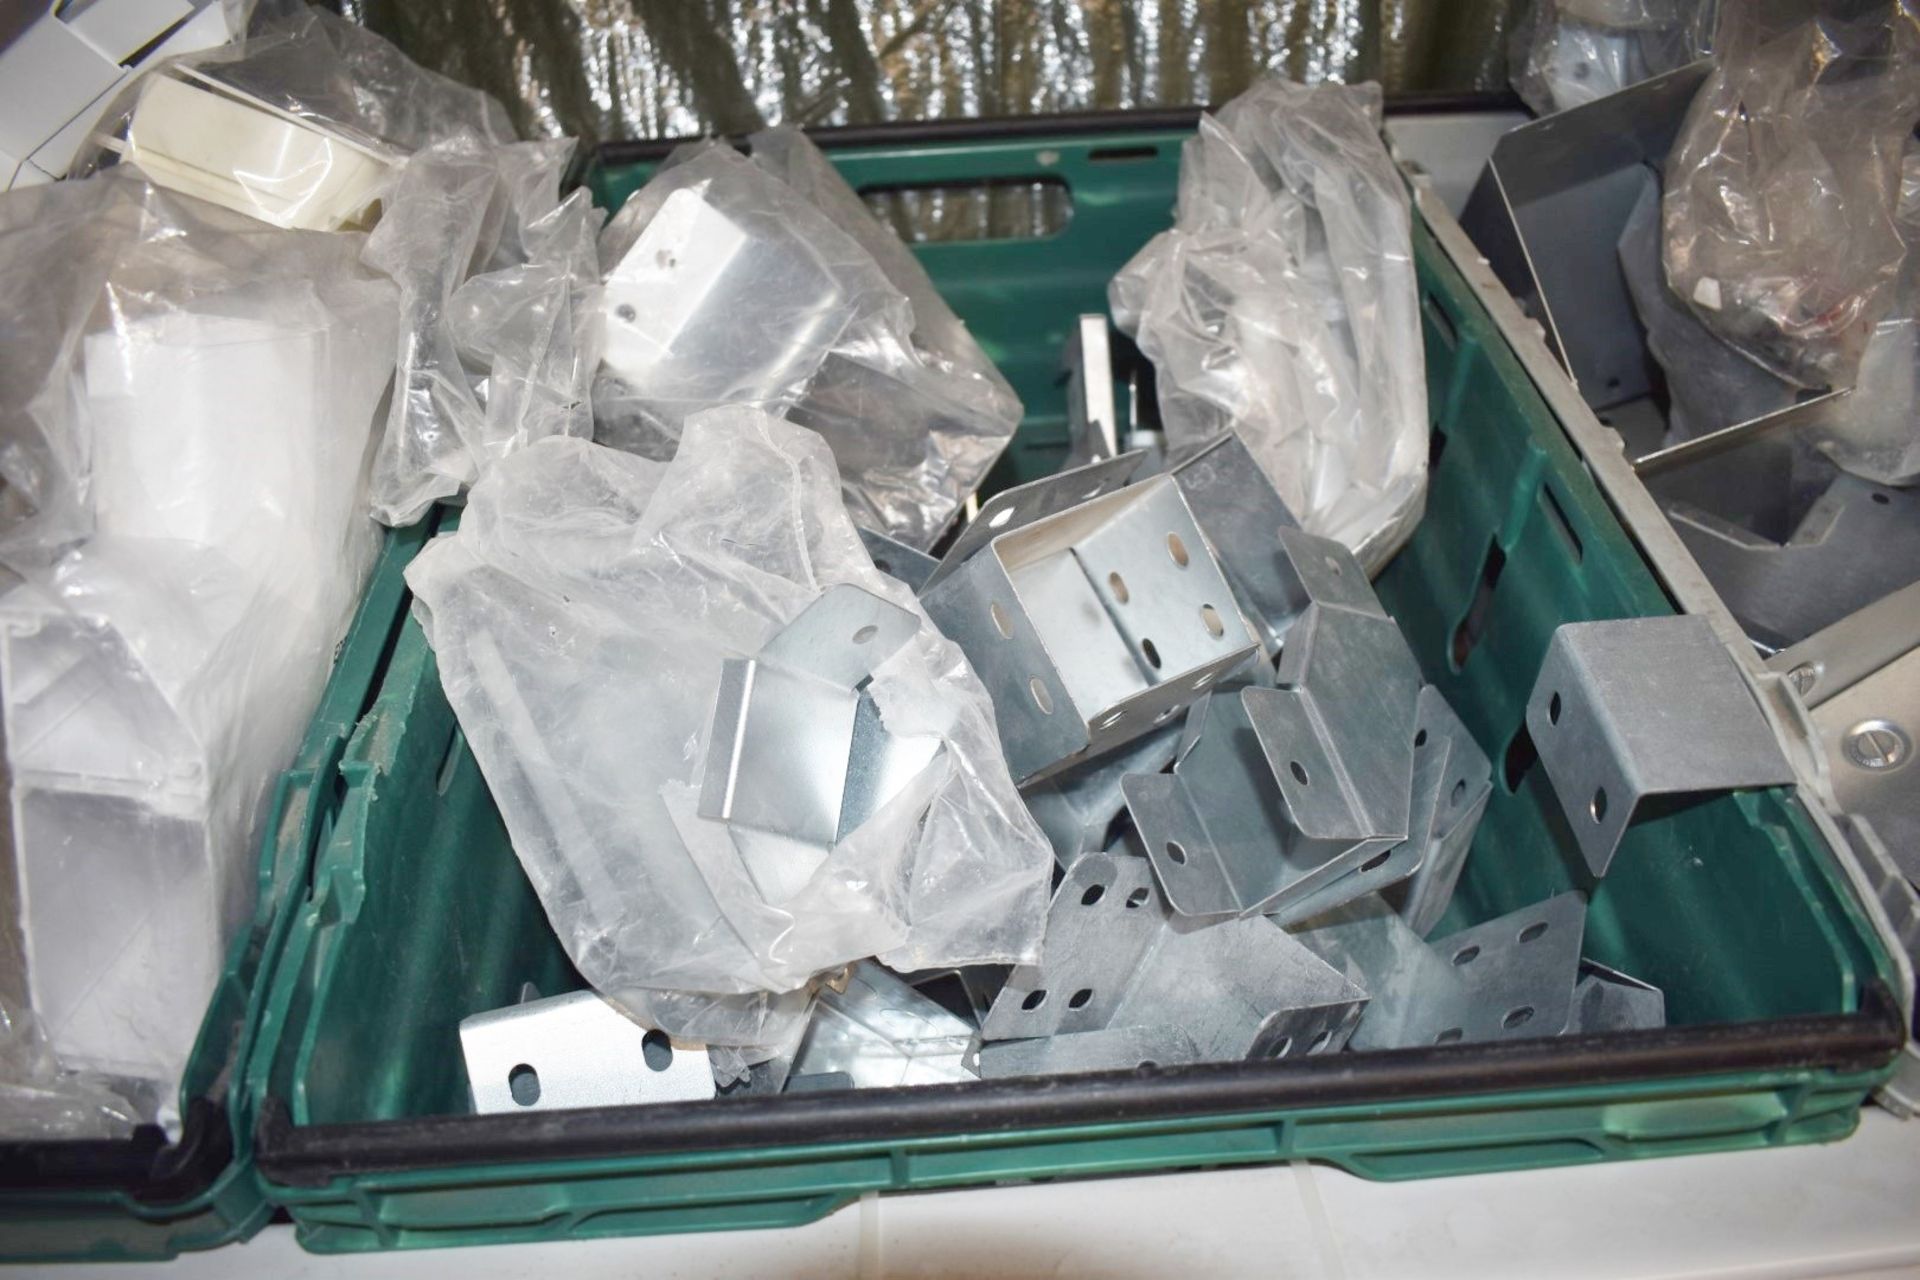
top-left (976, 1025), bottom-right (1200, 1079)
top-left (1166, 431), bottom-right (1302, 650)
top-left (1385, 685), bottom-right (1494, 937)
top-left (920, 450), bottom-right (1143, 593)
top-left (922, 475), bottom-right (1259, 783)
top-left (1526, 616), bottom-right (1796, 877)
top-left (1306, 892), bottom-right (1589, 1051)
top-left (856, 526), bottom-right (939, 594)
top-left (460, 990), bottom-right (716, 1113)
top-left (699, 584), bottom-right (933, 846)
top-left (979, 851), bottom-right (1367, 1061)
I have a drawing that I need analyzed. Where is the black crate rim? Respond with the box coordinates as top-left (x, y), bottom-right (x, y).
top-left (256, 986), bottom-right (1903, 1187)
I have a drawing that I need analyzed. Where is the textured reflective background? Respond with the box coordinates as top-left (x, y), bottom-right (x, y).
top-left (334, 0), bottom-right (1515, 146)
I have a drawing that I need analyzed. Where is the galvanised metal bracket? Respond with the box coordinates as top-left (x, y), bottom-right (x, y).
top-left (698, 583), bottom-right (936, 849)
top-left (977, 850), bottom-right (1367, 1062)
top-left (1525, 615), bottom-right (1796, 877)
top-left (921, 471), bottom-right (1259, 783)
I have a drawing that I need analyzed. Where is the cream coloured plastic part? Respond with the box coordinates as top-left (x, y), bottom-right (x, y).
top-left (123, 70), bottom-right (398, 232)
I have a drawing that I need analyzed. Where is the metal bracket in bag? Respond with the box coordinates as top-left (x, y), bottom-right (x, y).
top-left (698, 584), bottom-right (933, 847)
top-left (1525, 616), bottom-right (1795, 877)
top-left (922, 474), bottom-right (1259, 783)
top-left (978, 851), bottom-right (1367, 1061)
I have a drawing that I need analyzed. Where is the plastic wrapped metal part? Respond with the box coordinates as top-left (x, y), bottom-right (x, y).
top-left (788, 963), bottom-right (978, 1089)
top-left (404, 410), bottom-right (1052, 1046)
top-left (1109, 77), bottom-right (1428, 574)
top-left (1662, 4), bottom-right (1920, 390)
top-left (1509, 0), bottom-right (1710, 116)
top-left (1619, 181), bottom-right (1794, 444)
top-left (592, 135), bottom-right (1021, 551)
top-left (1804, 151), bottom-right (1920, 488)
top-left (367, 136), bottom-right (604, 525)
top-left (0, 999), bottom-right (141, 1140)
top-left (0, 170), bottom-right (393, 1132)
top-left (73, 5), bottom-right (511, 222)
top-left (73, 7), bottom-right (602, 528)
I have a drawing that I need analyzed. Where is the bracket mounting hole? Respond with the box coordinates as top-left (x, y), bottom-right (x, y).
top-left (1360, 849), bottom-right (1390, 873)
top-left (1590, 787), bottom-right (1609, 823)
top-left (1166, 533), bottom-right (1189, 567)
top-left (1200, 603), bottom-right (1225, 638)
top-left (1021, 989), bottom-right (1047, 1011)
top-left (1067, 988), bottom-right (1093, 1009)
top-left (988, 506), bottom-right (1015, 529)
top-left (990, 602), bottom-right (1014, 639)
top-left (508, 1063), bottom-right (541, 1106)
top-left (1451, 779), bottom-right (1467, 807)
top-left (1141, 638), bottom-right (1162, 669)
top-left (1307, 1030), bottom-right (1332, 1053)
top-left (1125, 887), bottom-right (1150, 908)
top-left (1503, 1005), bottom-right (1535, 1029)
top-left (641, 1030), bottom-right (674, 1071)
top-left (1434, 1027), bottom-right (1464, 1044)
top-left (1452, 945), bottom-right (1480, 966)
top-left (1029, 677), bottom-right (1054, 714)
top-left (1518, 921), bottom-right (1548, 943)
top-left (1108, 571), bottom-right (1131, 604)
top-left (1548, 692), bottom-right (1562, 725)
top-left (1081, 883), bottom-right (1106, 906)
top-left (1165, 840), bottom-right (1188, 865)
top-left (851, 625), bottom-right (877, 644)
top-left (1415, 728), bottom-right (1428, 748)
top-left (1289, 760), bottom-right (1309, 785)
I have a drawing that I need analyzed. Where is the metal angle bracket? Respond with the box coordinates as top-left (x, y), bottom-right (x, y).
top-left (978, 851), bottom-right (1367, 1062)
top-left (460, 990), bottom-right (716, 1113)
top-left (1525, 616), bottom-right (1795, 877)
top-left (1385, 685), bottom-right (1495, 937)
top-left (922, 474), bottom-right (1259, 783)
top-left (920, 450), bottom-right (1143, 593)
top-left (1306, 891), bottom-right (1589, 1051)
top-left (1126, 686), bottom-right (1410, 922)
top-left (1024, 722), bottom-right (1182, 870)
top-left (699, 584), bottom-right (933, 848)
top-left (1166, 430), bottom-right (1303, 650)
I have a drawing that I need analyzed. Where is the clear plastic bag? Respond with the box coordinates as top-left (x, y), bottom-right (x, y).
top-left (365, 136), bottom-right (604, 525)
top-left (591, 134), bottom-right (1022, 551)
top-left (0, 998), bottom-right (141, 1141)
top-left (76, 5), bottom-right (600, 529)
top-left (1619, 181), bottom-right (1793, 443)
top-left (1662, 4), bottom-right (1920, 389)
top-left (0, 169), bottom-right (393, 1131)
top-left (1806, 149), bottom-right (1920, 487)
top-left (1109, 77), bottom-right (1427, 574)
top-left (1509, 0), bottom-right (1711, 117)
top-left (404, 409), bottom-right (1052, 1046)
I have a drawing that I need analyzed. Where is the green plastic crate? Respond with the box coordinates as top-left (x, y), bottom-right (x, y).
top-left (241, 119), bottom-right (1902, 1254)
top-left (0, 521), bottom-right (432, 1262)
